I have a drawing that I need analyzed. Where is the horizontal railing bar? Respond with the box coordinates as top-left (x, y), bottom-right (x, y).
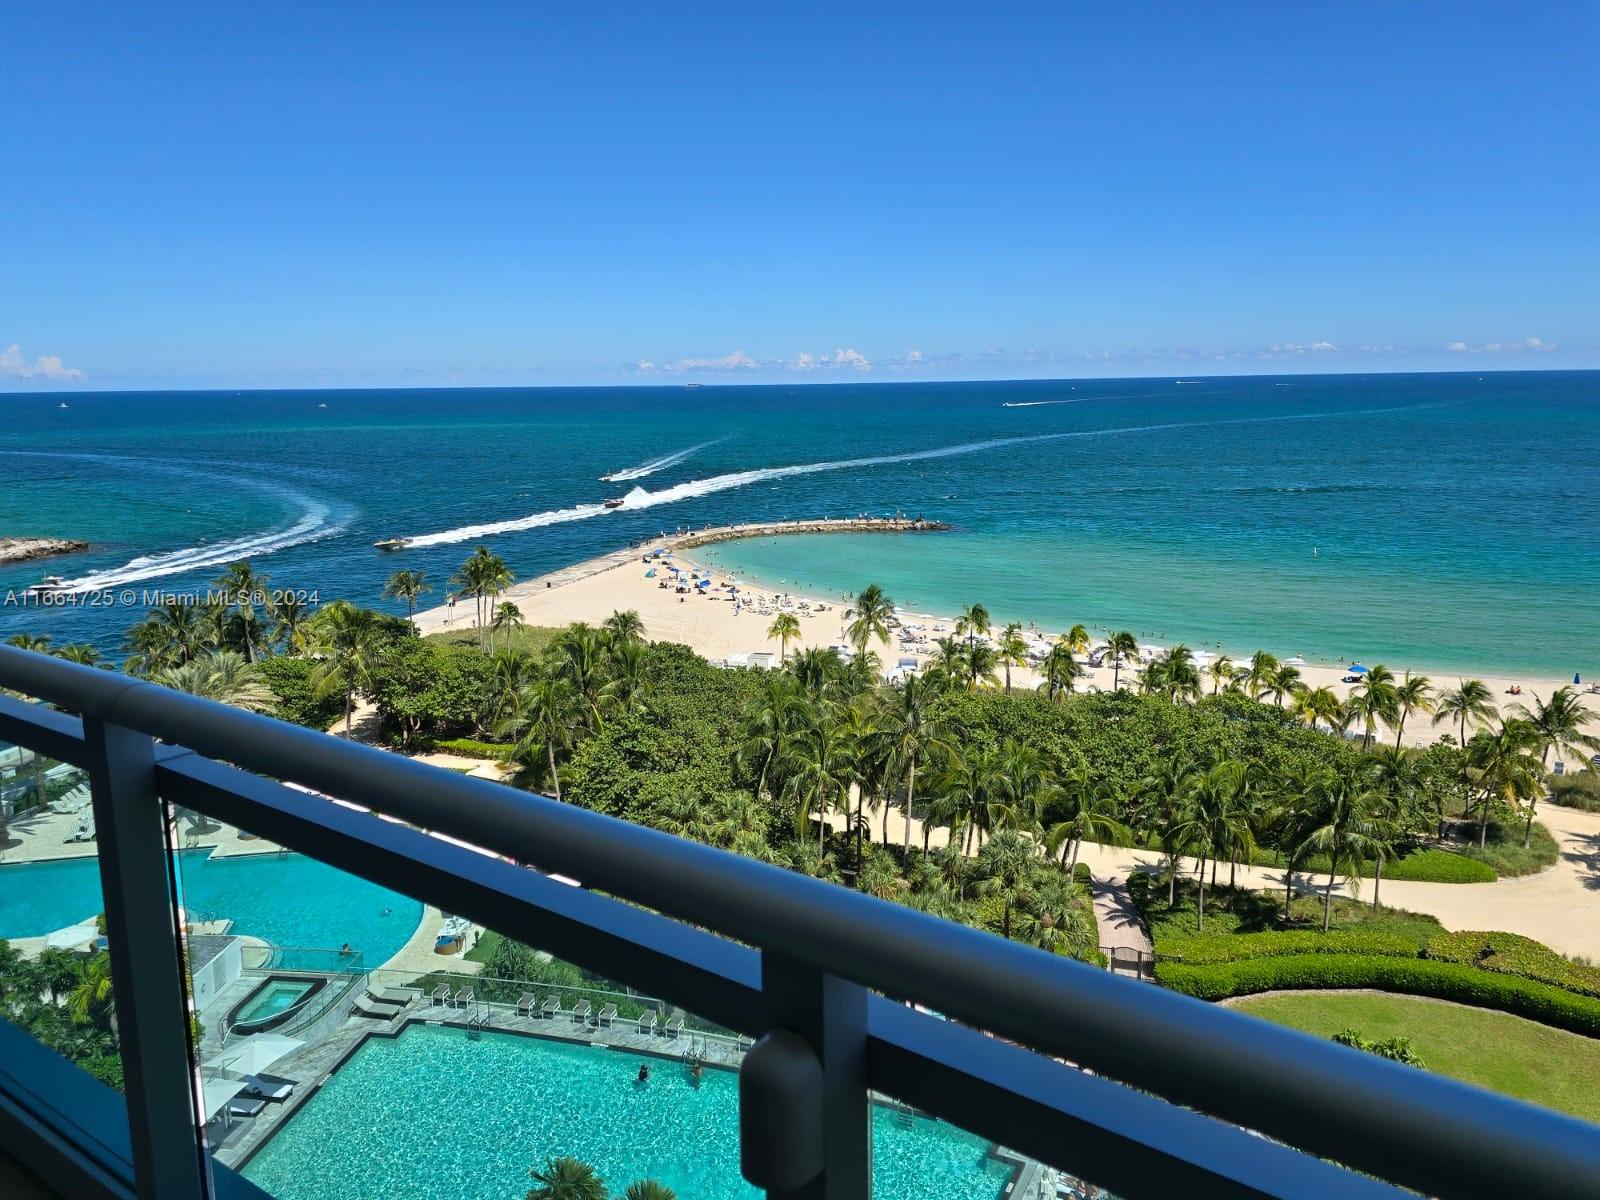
top-left (864, 999), bottom-right (1403, 1200)
top-left (0, 693), bottom-right (91, 768)
top-left (158, 754), bottom-right (766, 1034)
top-left (3, 647), bottom-right (1599, 1197)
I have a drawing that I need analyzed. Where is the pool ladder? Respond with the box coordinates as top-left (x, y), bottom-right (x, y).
top-left (466, 1003), bottom-right (491, 1040)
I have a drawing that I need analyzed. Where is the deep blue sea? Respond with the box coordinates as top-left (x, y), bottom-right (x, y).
top-left (2, 372), bottom-right (1596, 676)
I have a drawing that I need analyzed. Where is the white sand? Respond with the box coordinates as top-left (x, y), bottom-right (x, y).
top-left (413, 535), bottom-right (1586, 752)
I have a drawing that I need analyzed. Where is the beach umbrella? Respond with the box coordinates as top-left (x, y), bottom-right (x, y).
top-left (204, 1033), bottom-right (303, 1078)
top-left (200, 1077), bottom-right (249, 1122)
top-left (1347, 664), bottom-right (1369, 675)
top-left (1577, 673), bottom-right (1583, 685)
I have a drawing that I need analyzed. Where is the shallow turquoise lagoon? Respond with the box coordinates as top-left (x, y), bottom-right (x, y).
top-left (0, 849), bottom-right (421, 964)
top-left (243, 1024), bottom-right (1012, 1200)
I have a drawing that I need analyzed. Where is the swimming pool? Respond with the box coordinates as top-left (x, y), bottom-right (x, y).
top-left (0, 849), bottom-right (422, 966)
top-left (230, 976), bottom-right (325, 1033)
top-left (243, 1025), bottom-right (1013, 1200)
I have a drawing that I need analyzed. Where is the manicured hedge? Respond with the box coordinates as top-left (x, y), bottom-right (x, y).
top-left (1161, 929), bottom-right (1421, 965)
top-left (424, 736), bottom-right (512, 760)
top-left (1380, 849), bottom-right (1497, 884)
top-left (1425, 930), bottom-right (1600, 999)
top-left (1155, 954), bottom-right (1600, 1039)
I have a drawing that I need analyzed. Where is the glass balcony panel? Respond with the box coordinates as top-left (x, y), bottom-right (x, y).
top-left (872, 1100), bottom-right (1120, 1200)
top-left (176, 803), bottom-right (753, 1198)
top-left (0, 743), bottom-right (123, 1089)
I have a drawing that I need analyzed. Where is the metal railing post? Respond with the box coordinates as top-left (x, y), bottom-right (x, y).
top-left (754, 953), bottom-right (870, 1200)
top-left (82, 717), bottom-right (209, 1200)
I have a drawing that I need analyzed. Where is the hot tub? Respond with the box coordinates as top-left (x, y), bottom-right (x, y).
top-left (229, 975), bottom-right (328, 1034)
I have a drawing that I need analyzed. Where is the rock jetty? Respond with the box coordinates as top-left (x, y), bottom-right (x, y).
top-left (668, 516), bottom-right (950, 550)
top-left (0, 537), bottom-right (88, 565)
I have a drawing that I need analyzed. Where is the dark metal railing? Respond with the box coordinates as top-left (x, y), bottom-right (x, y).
top-left (2, 643), bottom-right (1599, 1200)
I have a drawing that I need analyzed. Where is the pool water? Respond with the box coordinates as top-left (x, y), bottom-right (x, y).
top-left (236, 979), bottom-right (317, 1024)
top-left (243, 1025), bottom-right (1011, 1200)
top-left (0, 849), bottom-right (422, 966)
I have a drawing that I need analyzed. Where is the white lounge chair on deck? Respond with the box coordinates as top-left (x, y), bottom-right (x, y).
top-left (541, 996), bottom-right (562, 1019)
top-left (516, 992), bottom-right (537, 1017)
top-left (353, 994), bottom-right (404, 1020)
top-left (430, 984), bottom-right (450, 1007)
top-left (368, 984), bottom-right (411, 1006)
top-left (453, 987), bottom-right (473, 1009)
top-left (571, 999), bottom-right (592, 1025)
top-left (597, 1002), bottom-right (617, 1028)
top-left (664, 1012), bottom-right (684, 1039)
top-left (637, 1011), bottom-right (656, 1035)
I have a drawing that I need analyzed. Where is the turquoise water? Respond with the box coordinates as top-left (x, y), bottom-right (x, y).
top-left (243, 1023), bottom-right (1010, 1200)
top-left (0, 849), bottom-right (421, 963)
top-left (236, 979), bottom-right (317, 1023)
top-left (2, 373), bottom-right (1596, 675)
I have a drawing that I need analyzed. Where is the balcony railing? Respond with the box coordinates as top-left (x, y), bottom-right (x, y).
top-left (1, 642), bottom-right (1598, 1200)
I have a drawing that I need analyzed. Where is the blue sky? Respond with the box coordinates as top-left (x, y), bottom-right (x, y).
top-left (2, 2), bottom-right (1596, 389)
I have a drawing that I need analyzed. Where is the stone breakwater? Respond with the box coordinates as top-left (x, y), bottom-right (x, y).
top-left (667, 517), bottom-right (950, 550)
top-left (0, 537), bottom-right (88, 565)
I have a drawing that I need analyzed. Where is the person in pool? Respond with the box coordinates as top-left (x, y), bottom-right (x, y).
top-left (637, 1063), bottom-right (650, 1083)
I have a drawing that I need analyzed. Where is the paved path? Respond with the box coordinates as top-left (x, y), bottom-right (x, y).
top-left (1090, 873), bottom-right (1154, 979)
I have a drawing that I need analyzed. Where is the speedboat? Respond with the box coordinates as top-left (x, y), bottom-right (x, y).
top-left (30, 575), bottom-right (67, 593)
top-left (603, 497), bottom-right (625, 509)
top-left (373, 537), bottom-right (412, 551)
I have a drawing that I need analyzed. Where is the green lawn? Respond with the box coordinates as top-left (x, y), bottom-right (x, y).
top-left (1233, 992), bottom-right (1600, 1125)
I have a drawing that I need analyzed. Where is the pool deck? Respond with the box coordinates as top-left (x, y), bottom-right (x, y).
top-left (213, 998), bottom-right (748, 1169)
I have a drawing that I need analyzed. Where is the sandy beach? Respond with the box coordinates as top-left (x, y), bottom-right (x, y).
top-left (412, 528), bottom-right (1586, 753)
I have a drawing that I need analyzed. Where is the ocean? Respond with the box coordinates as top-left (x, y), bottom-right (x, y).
top-left (1, 372), bottom-right (1596, 677)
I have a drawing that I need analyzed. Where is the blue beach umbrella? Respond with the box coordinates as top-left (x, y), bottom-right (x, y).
top-left (1347, 664), bottom-right (1369, 675)
top-left (1576, 673), bottom-right (1583, 685)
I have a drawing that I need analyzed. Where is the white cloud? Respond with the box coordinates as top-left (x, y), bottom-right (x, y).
top-left (1445, 336), bottom-right (1555, 354)
top-left (1262, 341), bottom-right (1339, 358)
top-left (0, 344), bottom-right (83, 381)
top-left (636, 348), bottom-right (871, 375)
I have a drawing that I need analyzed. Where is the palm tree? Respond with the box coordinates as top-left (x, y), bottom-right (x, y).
top-left (738, 673), bottom-right (808, 803)
top-left (1267, 663), bottom-right (1302, 707)
top-left (552, 623), bottom-right (611, 730)
top-left (602, 608), bottom-right (646, 648)
top-left (527, 1157), bottom-right (605, 1200)
top-left (214, 561), bottom-right (273, 662)
top-left (766, 612), bottom-right (801, 661)
top-left (499, 673), bottom-right (582, 799)
top-left (1291, 685), bottom-right (1344, 733)
top-left (491, 601), bottom-right (525, 653)
top-left (54, 643), bottom-right (102, 666)
top-left (974, 829), bottom-right (1038, 939)
top-left (1207, 654), bottom-right (1234, 696)
top-left (872, 674), bottom-right (947, 853)
top-left (785, 705), bottom-right (859, 855)
top-left (1243, 650), bottom-right (1280, 700)
top-left (964, 642), bottom-right (1000, 691)
top-left (451, 546), bottom-right (515, 650)
top-left (934, 744), bottom-right (1001, 854)
top-left (1512, 687), bottom-right (1599, 848)
top-left (956, 602), bottom-right (990, 648)
top-left (989, 740), bottom-right (1050, 836)
top-left (621, 1183), bottom-right (678, 1200)
top-left (306, 600), bottom-right (385, 736)
top-left (1347, 664), bottom-right (1399, 750)
top-left (1102, 631), bottom-right (1139, 691)
top-left (1171, 761), bottom-right (1255, 930)
top-left (7, 633), bottom-right (52, 652)
top-left (1038, 639), bottom-right (1079, 701)
top-left (67, 954), bottom-right (115, 1035)
top-left (272, 593), bottom-right (313, 655)
top-left (1466, 718), bottom-right (1547, 848)
top-left (995, 622), bottom-right (1028, 692)
top-left (605, 638), bottom-right (652, 715)
top-left (1046, 764), bottom-right (1130, 876)
top-left (1064, 623), bottom-right (1091, 656)
top-left (1391, 671), bottom-right (1434, 749)
top-left (1158, 644), bottom-right (1202, 704)
top-left (382, 569), bottom-right (431, 628)
top-left (155, 650), bottom-right (275, 712)
top-left (1433, 678), bottom-right (1496, 748)
top-left (1367, 747), bottom-right (1422, 909)
top-left (845, 583), bottom-right (895, 654)
top-left (1298, 771), bottom-right (1380, 932)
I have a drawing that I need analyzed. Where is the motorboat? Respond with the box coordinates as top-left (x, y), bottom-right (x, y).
top-left (30, 575), bottom-right (67, 593)
top-left (373, 537), bottom-right (412, 551)
top-left (603, 498), bottom-right (625, 509)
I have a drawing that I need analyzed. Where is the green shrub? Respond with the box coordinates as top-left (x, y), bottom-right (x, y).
top-left (1550, 770), bottom-right (1600, 812)
top-left (1456, 820), bottom-right (1558, 878)
top-left (1161, 929), bottom-right (1421, 965)
top-left (1332, 1028), bottom-right (1426, 1068)
top-left (1155, 954), bottom-right (1600, 1039)
top-left (425, 736), bottom-right (512, 760)
top-left (1071, 862), bottom-right (1093, 888)
top-left (258, 656), bottom-right (343, 730)
top-left (1380, 849), bottom-right (1497, 883)
top-left (1424, 930), bottom-right (1600, 999)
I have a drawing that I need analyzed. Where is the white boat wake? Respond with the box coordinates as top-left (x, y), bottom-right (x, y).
top-left (601, 438), bottom-right (727, 481)
top-left (404, 399), bottom-right (1447, 549)
top-left (0, 450), bottom-right (350, 592)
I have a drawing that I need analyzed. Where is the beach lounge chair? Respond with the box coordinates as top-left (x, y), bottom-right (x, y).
top-left (353, 994), bottom-right (404, 1020)
top-left (541, 995), bottom-right (562, 1019)
top-left (637, 1011), bottom-right (656, 1036)
top-left (240, 1073), bottom-right (295, 1102)
top-left (516, 992), bottom-right (538, 1017)
top-left (228, 1097), bottom-right (267, 1119)
top-left (664, 1012), bottom-right (684, 1039)
top-left (368, 984), bottom-right (411, 1006)
top-left (571, 998), bottom-right (592, 1025)
top-left (597, 1002), bottom-right (617, 1028)
top-left (430, 984), bottom-right (450, 1007)
top-left (453, 986), bottom-right (473, 1010)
